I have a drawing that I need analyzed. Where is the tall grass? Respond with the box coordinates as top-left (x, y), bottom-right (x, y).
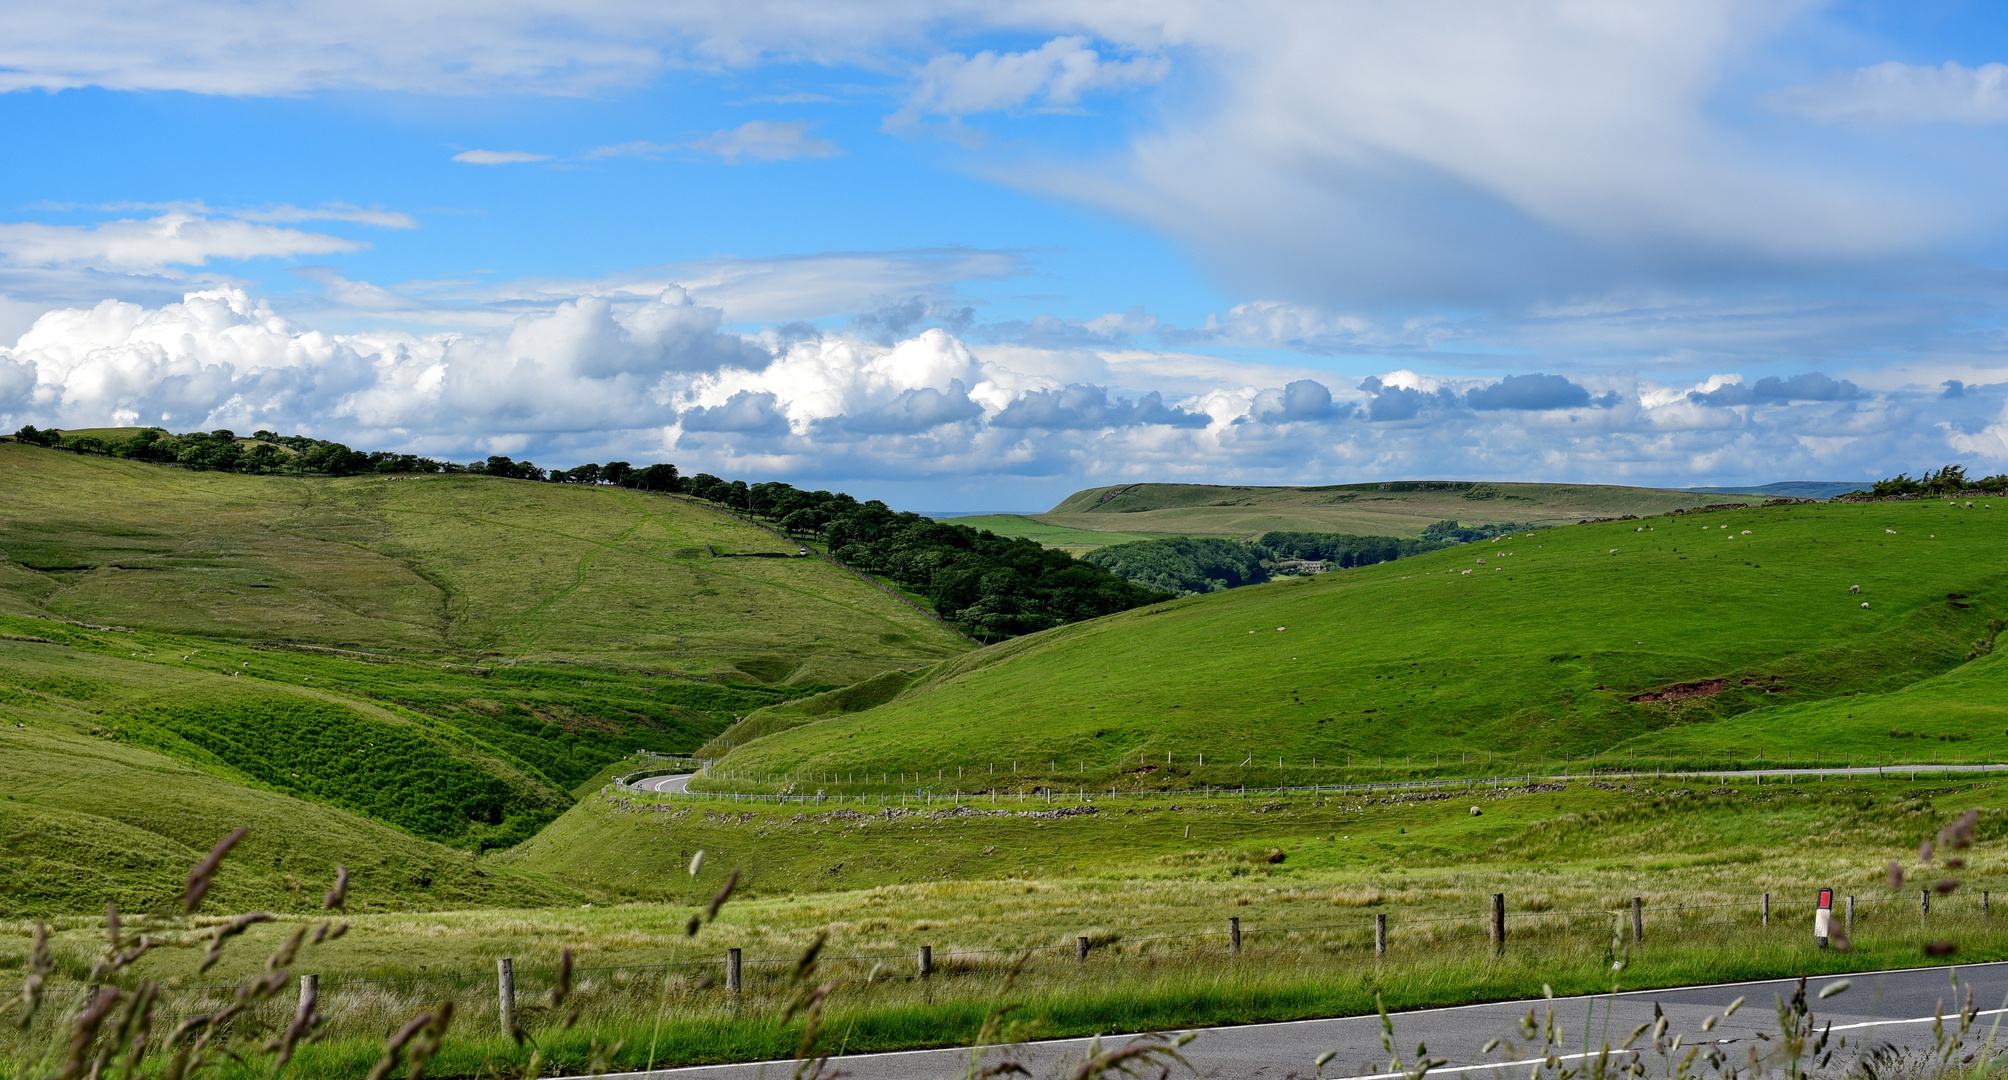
top-left (17, 891), bottom-right (2008, 1079)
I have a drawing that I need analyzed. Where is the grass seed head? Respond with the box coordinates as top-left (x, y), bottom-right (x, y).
top-left (183, 827), bottom-right (249, 913)
top-left (324, 865), bottom-right (350, 911)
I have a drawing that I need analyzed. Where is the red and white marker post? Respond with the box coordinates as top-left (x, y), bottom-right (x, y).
top-left (1815, 888), bottom-right (1834, 949)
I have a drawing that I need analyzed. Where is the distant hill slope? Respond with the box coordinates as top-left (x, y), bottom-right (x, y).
top-left (0, 441), bottom-right (968, 684)
top-left (1033, 481), bottom-right (1736, 540)
top-left (708, 498), bottom-right (2008, 787)
top-left (1686, 481), bottom-right (1862, 500)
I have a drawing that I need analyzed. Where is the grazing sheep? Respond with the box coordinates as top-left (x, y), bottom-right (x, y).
top-left (1861, 602), bottom-right (1871, 609)
top-left (1609, 548), bottom-right (1619, 555)
top-left (1469, 806), bottom-right (1482, 817)
top-left (1886, 528), bottom-right (1897, 534)
top-left (1741, 530), bottom-right (1752, 535)
top-left (1849, 585), bottom-right (1861, 594)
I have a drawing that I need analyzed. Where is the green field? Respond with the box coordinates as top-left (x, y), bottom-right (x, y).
top-left (706, 498), bottom-right (2006, 789)
top-left (1021, 480), bottom-right (1743, 541)
top-left (10, 773), bottom-right (2004, 1078)
top-left (0, 440), bottom-right (973, 910)
top-left (0, 442), bottom-right (968, 682)
top-left (947, 515), bottom-right (1182, 552)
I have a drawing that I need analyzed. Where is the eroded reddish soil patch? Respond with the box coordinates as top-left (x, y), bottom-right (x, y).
top-left (1630, 679), bottom-right (1726, 703)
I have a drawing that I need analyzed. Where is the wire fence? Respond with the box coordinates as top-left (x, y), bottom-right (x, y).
top-left (5, 889), bottom-right (1993, 1046)
top-left (612, 763), bottom-right (2007, 807)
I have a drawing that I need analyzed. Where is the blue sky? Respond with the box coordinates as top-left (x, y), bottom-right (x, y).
top-left (4, 1), bottom-right (2008, 509)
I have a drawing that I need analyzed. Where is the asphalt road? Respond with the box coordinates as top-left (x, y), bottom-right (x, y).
top-left (596, 962), bottom-right (2008, 1080)
top-left (631, 772), bottom-right (694, 794)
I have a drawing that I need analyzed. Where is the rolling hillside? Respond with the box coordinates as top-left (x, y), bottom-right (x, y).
top-left (0, 441), bottom-right (969, 683)
top-left (0, 440), bottom-right (972, 897)
top-left (708, 497), bottom-right (2007, 788)
top-left (966, 481), bottom-right (1753, 549)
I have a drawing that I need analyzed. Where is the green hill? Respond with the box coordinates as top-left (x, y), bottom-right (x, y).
top-left (0, 441), bottom-right (973, 894)
top-left (0, 631), bottom-right (580, 916)
top-left (0, 441), bottom-right (968, 682)
top-left (707, 498), bottom-right (2008, 788)
top-left (1001, 481), bottom-right (1742, 544)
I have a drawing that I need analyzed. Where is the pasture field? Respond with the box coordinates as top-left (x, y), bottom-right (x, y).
top-left (0, 439), bottom-right (971, 886)
top-left (705, 498), bottom-right (2008, 791)
top-left (946, 516), bottom-right (1182, 552)
top-left (0, 441), bottom-right (968, 684)
top-left (5, 775), bottom-right (1999, 1076)
top-left (1033, 480), bottom-right (1734, 538)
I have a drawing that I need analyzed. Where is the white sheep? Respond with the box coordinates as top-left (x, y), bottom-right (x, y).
top-left (1861, 602), bottom-right (1871, 609)
top-left (1741, 530), bottom-right (1752, 535)
top-left (1886, 528), bottom-right (1897, 534)
top-left (1849, 585), bottom-right (1861, 594)
top-left (1609, 548), bottom-right (1619, 555)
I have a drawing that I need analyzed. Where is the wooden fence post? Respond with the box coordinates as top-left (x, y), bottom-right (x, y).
top-left (1491, 893), bottom-right (1506, 953)
top-left (1921, 889), bottom-right (1931, 921)
top-left (727, 948), bottom-right (742, 995)
top-left (1374, 913), bottom-right (1388, 957)
top-left (1986, 890), bottom-right (1992, 918)
top-left (1761, 893), bottom-right (1770, 927)
top-left (1845, 895), bottom-right (1854, 934)
top-left (496, 958), bottom-right (516, 1035)
top-left (298, 973), bottom-right (317, 1020)
top-left (1631, 897), bottom-right (1644, 943)
top-left (1076, 937), bottom-right (1089, 964)
top-left (1229, 917), bottom-right (1242, 956)
top-left (918, 945), bottom-right (933, 979)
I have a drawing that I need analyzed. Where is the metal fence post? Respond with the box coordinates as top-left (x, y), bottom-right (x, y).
top-left (918, 945), bottom-right (933, 979)
top-left (1631, 897), bottom-right (1644, 943)
top-left (727, 948), bottom-right (742, 995)
top-left (496, 958), bottom-right (515, 1036)
top-left (1229, 917), bottom-right (1242, 956)
top-left (1374, 913), bottom-right (1388, 957)
top-left (1491, 893), bottom-right (1506, 953)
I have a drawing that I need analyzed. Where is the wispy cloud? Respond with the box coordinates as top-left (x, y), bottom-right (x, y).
top-left (234, 202), bottom-right (419, 229)
top-left (451, 149), bottom-right (553, 165)
top-left (894, 36), bottom-right (1166, 124)
top-left (688, 121), bottom-right (842, 163)
top-left (1765, 61), bottom-right (2008, 126)
top-left (584, 140), bottom-right (679, 160)
top-left (0, 213), bottom-right (364, 271)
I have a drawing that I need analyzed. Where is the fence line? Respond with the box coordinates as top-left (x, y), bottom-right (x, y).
top-left (2, 888), bottom-right (1978, 1005)
top-left (612, 764), bottom-right (2003, 806)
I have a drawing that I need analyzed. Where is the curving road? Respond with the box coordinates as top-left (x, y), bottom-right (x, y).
top-left (631, 772), bottom-right (694, 794)
top-left (596, 962), bottom-right (2008, 1079)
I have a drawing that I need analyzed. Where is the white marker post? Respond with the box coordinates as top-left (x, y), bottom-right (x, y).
top-left (1815, 888), bottom-right (1834, 949)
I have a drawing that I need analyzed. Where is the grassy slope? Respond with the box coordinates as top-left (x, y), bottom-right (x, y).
top-left (0, 442), bottom-right (967, 684)
top-left (709, 499), bottom-right (2008, 786)
top-left (0, 442), bottom-right (969, 887)
top-left (945, 516), bottom-right (1182, 553)
top-left (1032, 481), bottom-right (1734, 539)
top-left (0, 642), bottom-right (578, 915)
